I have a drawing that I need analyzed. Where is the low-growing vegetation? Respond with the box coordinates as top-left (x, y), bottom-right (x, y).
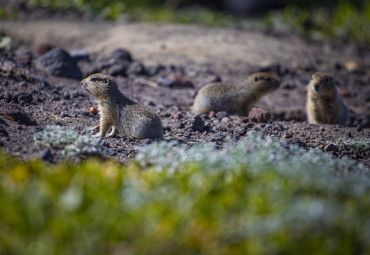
top-left (33, 125), bottom-right (110, 157)
top-left (1, 133), bottom-right (369, 254)
top-left (331, 137), bottom-right (370, 151)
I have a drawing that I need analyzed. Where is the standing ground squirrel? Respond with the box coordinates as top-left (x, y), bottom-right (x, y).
top-left (81, 73), bottom-right (163, 139)
top-left (192, 72), bottom-right (280, 115)
top-left (306, 72), bottom-right (348, 125)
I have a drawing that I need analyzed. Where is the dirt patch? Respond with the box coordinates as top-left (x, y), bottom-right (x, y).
top-left (0, 17), bottom-right (369, 167)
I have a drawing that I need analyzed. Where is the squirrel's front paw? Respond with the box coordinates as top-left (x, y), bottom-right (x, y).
top-left (92, 132), bottom-right (103, 138)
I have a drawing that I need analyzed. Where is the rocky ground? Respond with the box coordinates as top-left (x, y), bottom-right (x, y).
top-left (0, 12), bottom-right (369, 167)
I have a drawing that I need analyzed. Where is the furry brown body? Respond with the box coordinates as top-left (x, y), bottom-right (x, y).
top-left (81, 73), bottom-right (163, 139)
top-left (306, 72), bottom-right (348, 125)
top-left (192, 72), bottom-right (280, 115)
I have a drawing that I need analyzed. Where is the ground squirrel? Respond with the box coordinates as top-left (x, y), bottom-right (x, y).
top-left (192, 72), bottom-right (280, 115)
top-left (306, 72), bottom-right (348, 125)
top-left (81, 73), bottom-right (163, 139)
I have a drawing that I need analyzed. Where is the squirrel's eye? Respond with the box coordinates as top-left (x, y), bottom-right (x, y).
top-left (254, 77), bottom-right (258, 82)
top-left (90, 77), bottom-right (97, 82)
top-left (266, 78), bottom-right (271, 82)
top-left (105, 79), bottom-right (109, 84)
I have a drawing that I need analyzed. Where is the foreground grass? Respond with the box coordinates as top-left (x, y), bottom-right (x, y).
top-left (1, 133), bottom-right (369, 254)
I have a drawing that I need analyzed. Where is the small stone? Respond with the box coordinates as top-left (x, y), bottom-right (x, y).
top-left (345, 61), bottom-right (364, 73)
top-left (147, 65), bottom-right (166, 76)
top-left (111, 48), bottom-right (132, 62)
top-left (108, 62), bottom-right (129, 76)
top-left (168, 73), bottom-right (194, 88)
top-left (246, 122), bottom-right (255, 128)
top-left (221, 117), bottom-right (230, 123)
top-left (248, 107), bottom-right (271, 123)
top-left (282, 133), bottom-right (292, 138)
top-left (172, 112), bottom-right (183, 120)
top-left (210, 133), bottom-right (224, 142)
top-left (208, 111), bottom-right (216, 118)
top-left (338, 89), bottom-right (351, 98)
top-left (19, 81), bottom-right (27, 87)
top-left (37, 43), bottom-right (54, 55)
top-left (36, 148), bottom-right (54, 161)
top-left (192, 115), bottom-right (205, 131)
top-left (215, 111), bottom-right (229, 119)
top-left (36, 48), bottom-right (82, 80)
top-left (89, 106), bottom-right (98, 115)
top-left (60, 112), bottom-right (68, 118)
top-left (324, 144), bottom-right (338, 152)
top-left (72, 90), bottom-right (79, 98)
top-left (70, 50), bottom-right (89, 62)
top-left (63, 92), bottom-right (70, 100)
top-left (15, 50), bottom-right (32, 66)
top-left (127, 61), bottom-right (147, 76)
top-left (157, 78), bottom-right (175, 87)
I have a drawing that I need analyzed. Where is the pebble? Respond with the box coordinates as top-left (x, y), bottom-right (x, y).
top-left (338, 89), bottom-right (351, 98)
top-left (108, 62), bottom-right (128, 76)
top-left (36, 48), bottom-right (82, 80)
top-left (208, 111), bottom-right (216, 118)
top-left (248, 107), bottom-right (271, 123)
top-left (15, 50), bottom-right (32, 66)
top-left (60, 112), bottom-right (68, 118)
top-left (37, 43), bottom-right (54, 55)
top-left (324, 144), bottom-right (339, 152)
top-left (19, 81), bottom-right (27, 87)
top-left (191, 115), bottom-right (205, 131)
top-left (345, 61), bottom-right (364, 73)
top-left (157, 78), bottom-right (175, 87)
top-left (172, 112), bottom-right (183, 120)
top-left (246, 122), bottom-right (255, 128)
top-left (36, 148), bottom-right (54, 161)
top-left (111, 48), bottom-right (132, 62)
top-left (215, 111), bottom-right (229, 119)
top-left (128, 61), bottom-right (147, 76)
top-left (70, 50), bottom-right (89, 62)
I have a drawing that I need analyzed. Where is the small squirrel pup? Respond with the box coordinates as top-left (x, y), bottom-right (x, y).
top-left (81, 73), bottom-right (163, 139)
top-left (192, 72), bottom-right (280, 115)
top-left (306, 72), bottom-right (348, 125)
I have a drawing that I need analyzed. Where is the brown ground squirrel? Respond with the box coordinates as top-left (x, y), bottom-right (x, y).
top-left (192, 72), bottom-right (280, 115)
top-left (81, 73), bottom-right (163, 139)
top-left (306, 72), bottom-right (348, 125)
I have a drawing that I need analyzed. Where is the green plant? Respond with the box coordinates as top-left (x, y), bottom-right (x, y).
top-left (33, 125), bottom-right (110, 157)
top-left (1, 133), bottom-right (369, 254)
top-left (331, 137), bottom-right (370, 150)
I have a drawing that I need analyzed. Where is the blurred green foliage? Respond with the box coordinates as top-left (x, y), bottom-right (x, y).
top-left (263, 3), bottom-right (370, 43)
top-left (21, 0), bottom-right (370, 43)
top-left (1, 133), bottom-right (369, 254)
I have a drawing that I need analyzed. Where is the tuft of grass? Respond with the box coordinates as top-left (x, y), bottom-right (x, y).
top-left (1, 133), bottom-right (369, 254)
top-left (33, 125), bottom-right (110, 157)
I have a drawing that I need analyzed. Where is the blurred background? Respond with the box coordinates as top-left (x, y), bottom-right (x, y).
top-left (1, 0), bottom-right (370, 43)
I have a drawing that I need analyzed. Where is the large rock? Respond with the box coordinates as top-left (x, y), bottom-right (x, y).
top-left (36, 48), bottom-right (82, 80)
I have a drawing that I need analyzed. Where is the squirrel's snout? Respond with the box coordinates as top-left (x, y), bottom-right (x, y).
top-left (81, 80), bottom-right (87, 88)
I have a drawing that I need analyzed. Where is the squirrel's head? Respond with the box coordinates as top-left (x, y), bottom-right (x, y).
top-left (81, 73), bottom-right (117, 100)
top-left (309, 72), bottom-right (336, 96)
top-left (248, 72), bottom-right (280, 96)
